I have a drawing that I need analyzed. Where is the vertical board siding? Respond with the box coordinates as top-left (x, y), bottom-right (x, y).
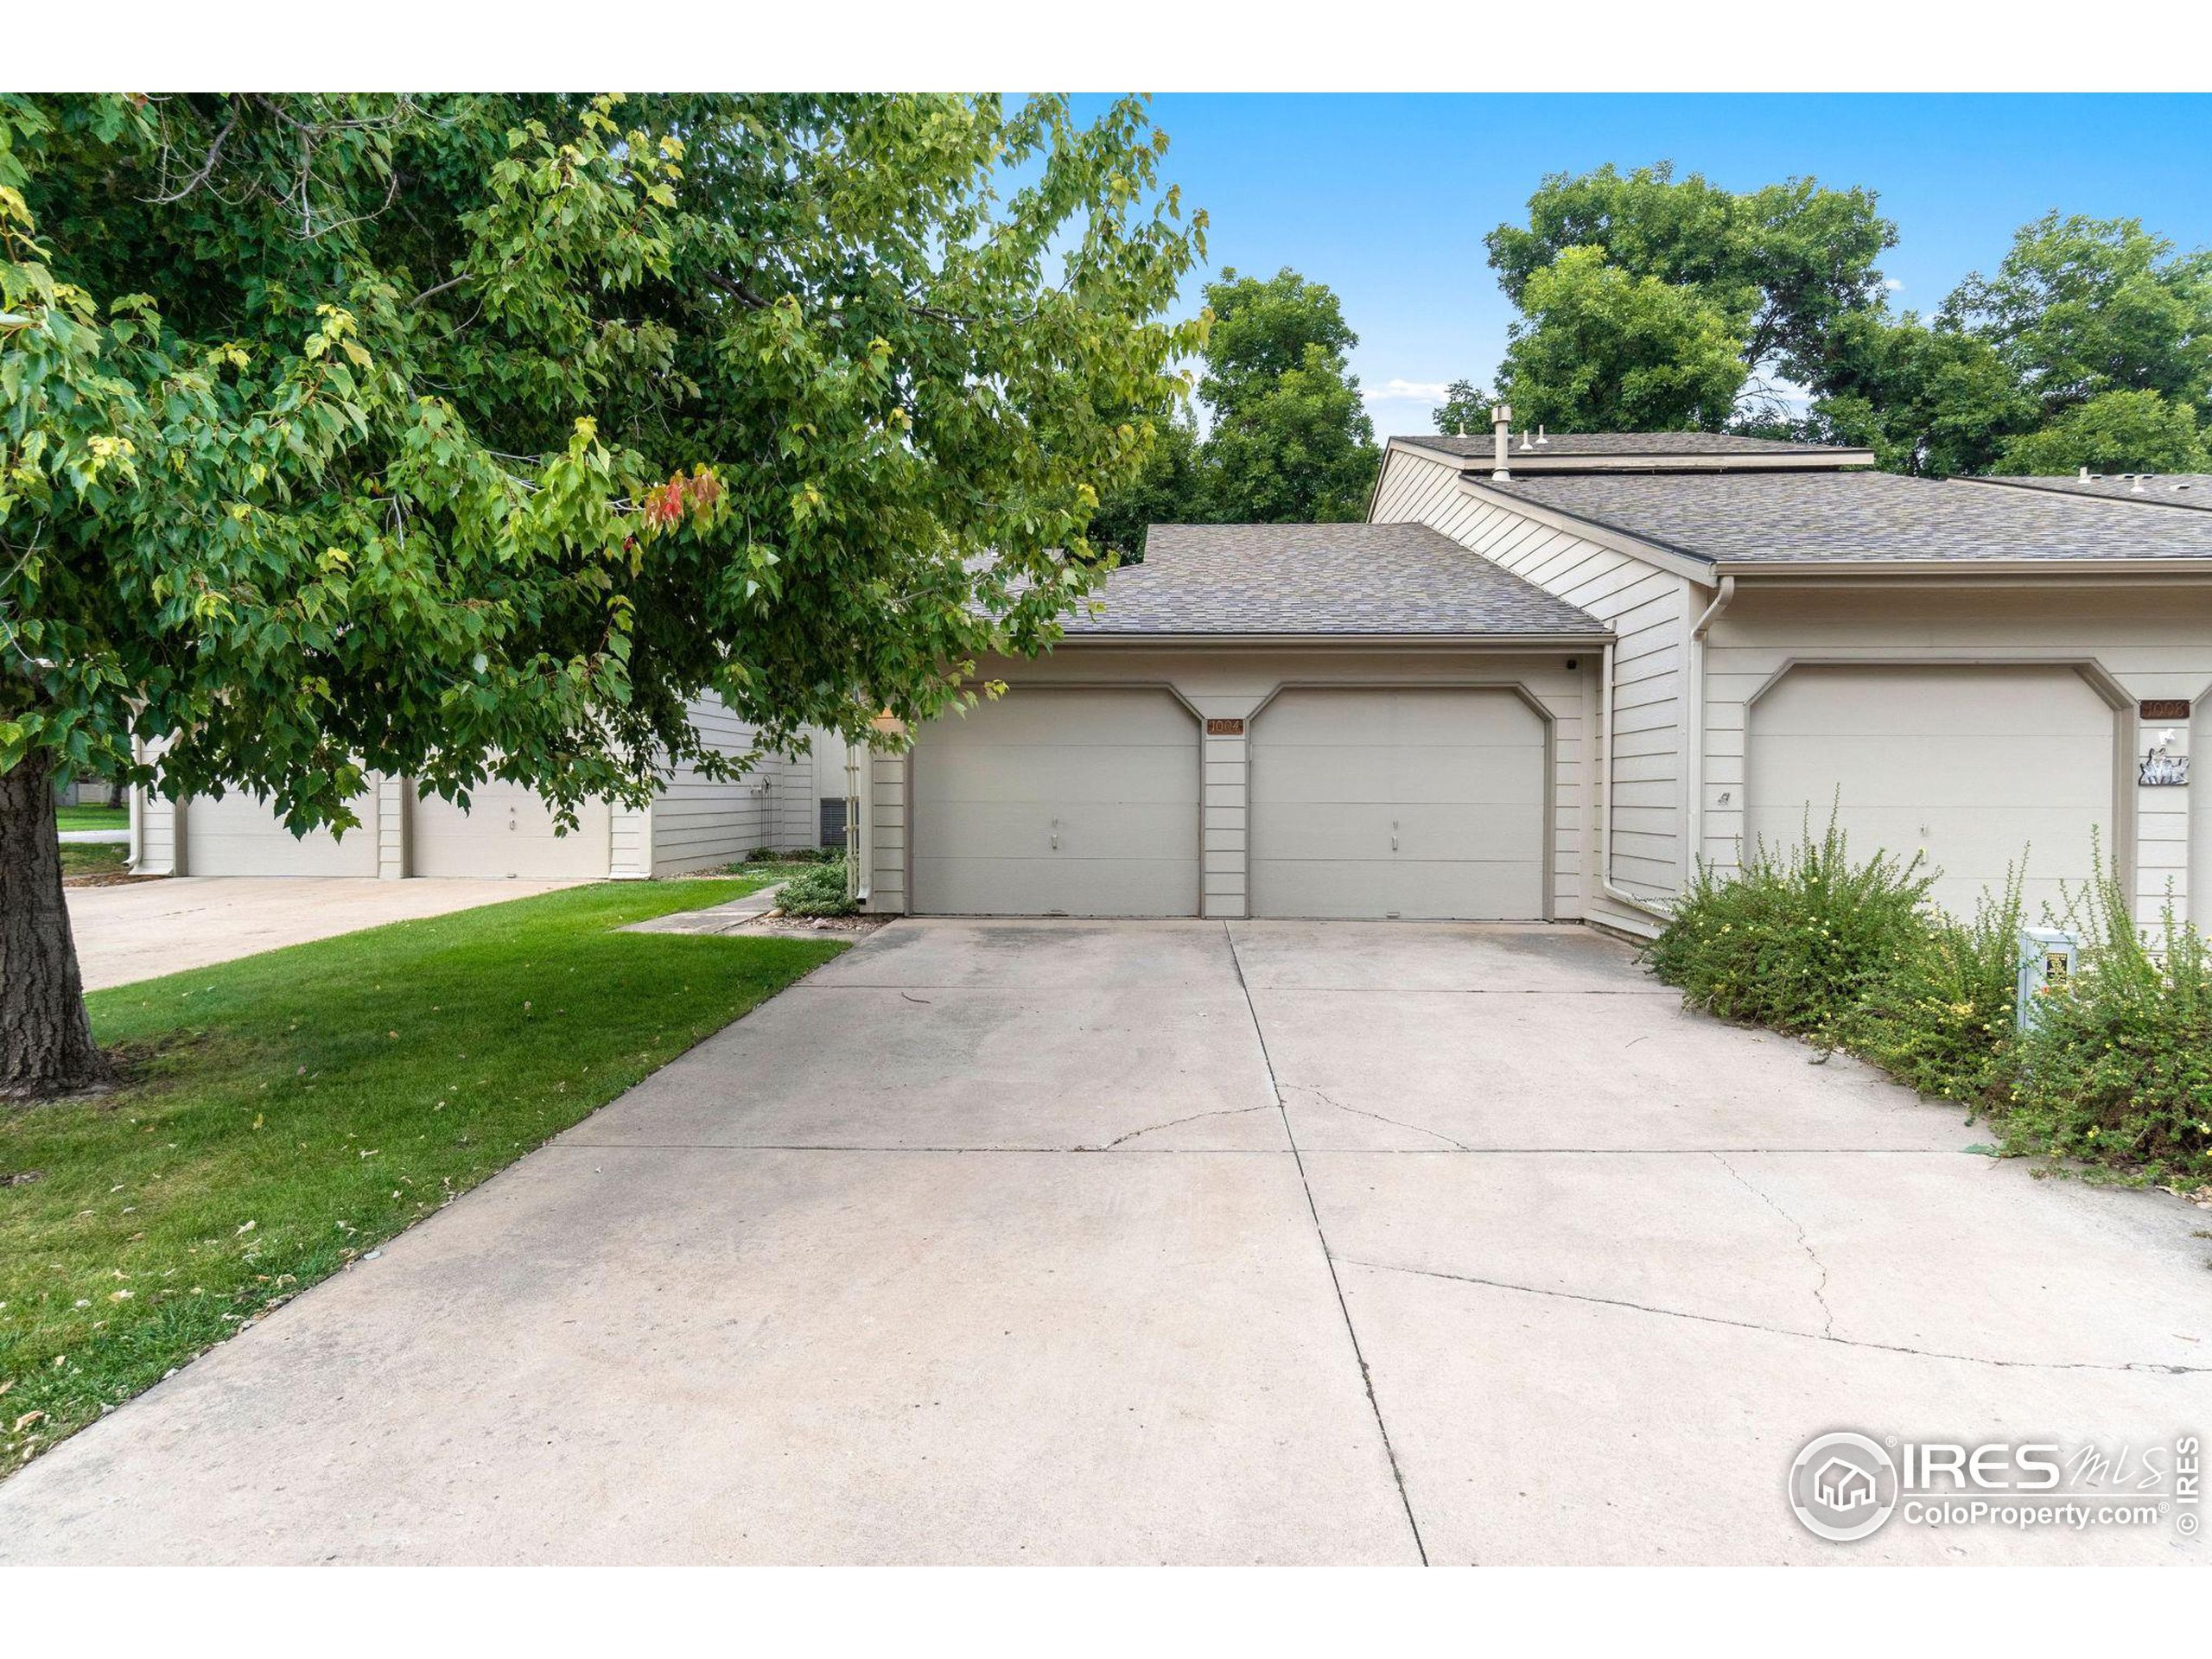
top-left (1374, 445), bottom-right (1692, 931)
top-left (869, 750), bottom-right (907, 911)
top-left (1202, 729), bottom-right (1248, 917)
top-left (377, 773), bottom-right (408, 879)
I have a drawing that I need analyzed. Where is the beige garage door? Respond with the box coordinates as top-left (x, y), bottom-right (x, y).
top-left (912, 688), bottom-right (1200, 916)
top-left (1747, 664), bottom-right (2118, 919)
top-left (1249, 688), bottom-right (1548, 920)
top-left (411, 784), bottom-right (612, 880)
top-left (184, 789), bottom-right (378, 876)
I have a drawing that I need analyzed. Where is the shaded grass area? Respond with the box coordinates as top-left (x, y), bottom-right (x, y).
top-left (55, 804), bottom-right (127, 833)
top-left (0, 878), bottom-right (845, 1475)
top-left (715, 859), bottom-right (826, 886)
top-left (60, 843), bottom-right (129, 879)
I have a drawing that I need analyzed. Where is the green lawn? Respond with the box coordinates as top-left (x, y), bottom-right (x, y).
top-left (0, 878), bottom-right (844, 1476)
top-left (55, 804), bottom-right (128, 833)
top-left (60, 843), bottom-right (130, 879)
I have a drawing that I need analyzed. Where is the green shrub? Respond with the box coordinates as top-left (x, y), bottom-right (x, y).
top-left (1646, 815), bottom-right (1934, 1046)
top-left (746, 845), bottom-right (833, 864)
top-left (1845, 867), bottom-right (2024, 1109)
top-left (777, 855), bottom-right (856, 918)
top-left (2000, 869), bottom-right (2212, 1185)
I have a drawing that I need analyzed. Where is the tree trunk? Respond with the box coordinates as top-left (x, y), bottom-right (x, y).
top-left (1, 754), bottom-right (110, 1096)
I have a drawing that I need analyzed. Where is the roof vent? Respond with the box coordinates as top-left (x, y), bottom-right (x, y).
top-left (1536, 425), bottom-right (1549, 446)
top-left (1490, 404), bottom-right (1512, 481)
top-left (2078, 467), bottom-right (2091, 481)
top-left (1519, 429), bottom-right (1535, 453)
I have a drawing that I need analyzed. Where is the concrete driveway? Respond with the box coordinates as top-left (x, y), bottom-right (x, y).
top-left (4, 918), bottom-right (2209, 1564)
top-left (66, 876), bottom-right (582, 990)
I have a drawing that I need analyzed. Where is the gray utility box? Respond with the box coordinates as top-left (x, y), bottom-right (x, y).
top-left (2016, 926), bottom-right (2081, 1033)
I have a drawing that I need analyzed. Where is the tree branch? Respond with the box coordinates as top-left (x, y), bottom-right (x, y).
top-left (146, 108), bottom-right (238, 205)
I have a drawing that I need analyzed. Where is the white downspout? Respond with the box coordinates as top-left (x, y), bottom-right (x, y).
top-left (1684, 575), bottom-right (1738, 887)
top-left (127, 735), bottom-right (144, 874)
top-left (846, 740), bottom-right (869, 905)
top-left (1599, 639), bottom-right (1673, 923)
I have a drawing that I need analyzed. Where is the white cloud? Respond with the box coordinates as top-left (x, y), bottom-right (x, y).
top-left (1883, 277), bottom-right (1904, 291)
top-left (1363, 378), bottom-right (1454, 404)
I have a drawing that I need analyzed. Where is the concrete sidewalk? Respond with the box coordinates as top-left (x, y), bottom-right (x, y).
top-left (3, 918), bottom-right (2207, 1563)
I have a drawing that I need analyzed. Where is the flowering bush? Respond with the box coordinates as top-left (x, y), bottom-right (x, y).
top-left (1645, 816), bottom-right (1933, 1046)
top-left (2001, 875), bottom-right (2212, 1185)
top-left (1845, 868), bottom-right (2024, 1109)
top-left (1652, 829), bottom-right (2212, 1186)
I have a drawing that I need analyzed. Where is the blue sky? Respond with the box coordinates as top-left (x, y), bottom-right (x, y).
top-left (1071, 94), bottom-right (2212, 436)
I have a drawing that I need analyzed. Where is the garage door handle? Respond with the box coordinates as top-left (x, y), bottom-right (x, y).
top-left (1051, 817), bottom-right (1060, 851)
top-left (1391, 819), bottom-right (1399, 853)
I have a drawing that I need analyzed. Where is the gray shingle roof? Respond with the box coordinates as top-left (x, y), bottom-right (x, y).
top-left (1976, 474), bottom-right (2212, 511)
top-left (1401, 431), bottom-right (1859, 461)
top-left (1492, 469), bottom-right (2212, 564)
top-left (1062, 523), bottom-right (1607, 636)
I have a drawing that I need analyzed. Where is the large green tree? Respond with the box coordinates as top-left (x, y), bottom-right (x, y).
top-left (1497, 245), bottom-right (1749, 432)
top-left (1486, 162), bottom-right (1897, 426)
top-left (1484, 167), bottom-right (2212, 475)
top-left (1808, 213), bottom-right (2212, 474)
top-left (1430, 378), bottom-right (1491, 437)
top-left (1093, 264), bottom-right (1378, 547)
top-left (1993, 389), bottom-right (2210, 475)
top-left (1807, 311), bottom-right (2034, 476)
top-left (1199, 266), bottom-right (1377, 521)
top-left (1085, 409), bottom-right (1201, 557)
top-left (1944, 213), bottom-right (2212, 419)
top-left (0, 92), bottom-right (1205, 1093)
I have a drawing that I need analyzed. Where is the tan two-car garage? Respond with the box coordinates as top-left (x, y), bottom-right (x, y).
top-left (906, 683), bottom-right (1551, 921)
top-left (1745, 663), bottom-right (2123, 918)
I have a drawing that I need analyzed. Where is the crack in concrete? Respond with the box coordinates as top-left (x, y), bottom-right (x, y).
top-left (1290, 1084), bottom-right (1473, 1152)
top-left (1079, 1103), bottom-right (1277, 1152)
top-left (1224, 923), bottom-right (1432, 1566)
top-left (1337, 1257), bottom-right (2212, 1376)
top-left (1711, 1153), bottom-right (1835, 1339)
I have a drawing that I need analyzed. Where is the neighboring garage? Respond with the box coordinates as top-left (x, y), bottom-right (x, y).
top-left (1248, 687), bottom-right (1548, 920)
top-left (1745, 663), bottom-right (2122, 918)
top-left (909, 687), bottom-right (1201, 916)
top-left (132, 695), bottom-right (851, 881)
top-left (181, 788), bottom-right (379, 878)
top-left (411, 784), bottom-right (613, 880)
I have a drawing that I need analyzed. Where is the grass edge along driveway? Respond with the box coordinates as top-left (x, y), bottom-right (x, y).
top-left (1, 878), bottom-right (845, 1477)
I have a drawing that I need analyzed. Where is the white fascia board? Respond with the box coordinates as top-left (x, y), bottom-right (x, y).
top-left (1387, 435), bottom-right (1876, 474)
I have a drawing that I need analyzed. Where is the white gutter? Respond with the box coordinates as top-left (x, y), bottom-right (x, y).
top-left (1683, 575), bottom-right (1738, 893)
top-left (1598, 639), bottom-right (1673, 925)
top-left (1714, 558), bottom-right (2212, 579)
